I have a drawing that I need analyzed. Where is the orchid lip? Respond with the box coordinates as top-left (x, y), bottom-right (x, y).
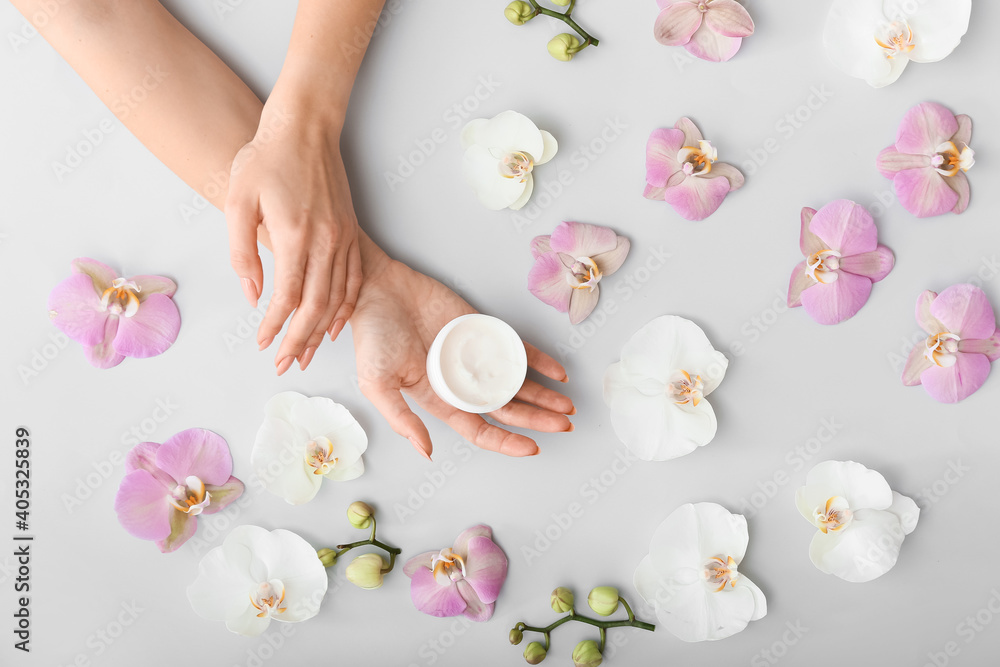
top-left (168, 475), bottom-right (211, 515)
top-left (677, 140), bottom-right (717, 178)
top-left (565, 256), bottom-right (603, 292)
top-left (932, 141), bottom-right (975, 177)
top-left (924, 332), bottom-right (961, 367)
top-left (496, 150), bottom-right (534, 182)
top-left (805, 249), bottom-right (842, 284)
top-left (249, 580), bottom-right (288, 618)
top-left (667, 370), bottom-right (704, 407)
top-left (100, 277), bottom-right (141, 317)
top-left (703, 555), bottom-right (739, 592)
top-left (814, 496), bottom-right (853, 534)
top-left (874, 20), bottom-right (915, 59)
top-left (431, 547), bottom-right (466, 586)
top-left (305, 436), bottom-right (338, 476)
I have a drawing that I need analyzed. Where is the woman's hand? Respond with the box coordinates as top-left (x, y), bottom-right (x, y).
top-left (351, 236), bottom-right (575, 459)
top-left (225, 98), bottom-right (363, 375)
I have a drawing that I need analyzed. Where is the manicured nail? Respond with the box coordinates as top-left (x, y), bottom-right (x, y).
top-left (276, 356), bottom-right (294, 376)
top-left (240, 277), bottom-right (259, 307)
top-left (560, 374), bottom-right (569, 383)
top-left (298, 347), bottom-right (317, 371)
top-left (568, 405), bottom-right (577, 416)
top-left (258, 335), bottom-right (275, 351)
top-left (564, 422), bottom-right (574, 432)
top-left (329, 318), bottom-right (346, 341)
top-left (409, 437), bottom-right (432, 461)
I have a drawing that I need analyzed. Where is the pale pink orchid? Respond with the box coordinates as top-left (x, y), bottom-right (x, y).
top-left (114, 428), bottom-right (244, 553)
top-left (644, 118), bottom-right (744, 221)
top-left (902, 285), bottom-right (1000, 403)
top-left (654, 0), bottom-right (755, 62)
top-left (528, 221), bottom-right (630, 324)
top-left (48, 258), bottom-right (181, 368)
top-left (403, 525), bottom-right (508, 622)
top-left (787, 201), bottom-right (894, 325)
top-left (878, 102), bottom-right (974, 218)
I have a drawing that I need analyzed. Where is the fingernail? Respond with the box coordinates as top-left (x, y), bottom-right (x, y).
top-left (564, 422), bottom-right (574, 432)
top-left (298, 347), bottom-right (317, 371)
top-left (568, 405), bottom-right (577, 416)
top-left (329, 319), bottom-right (346, 341)
top-left (560, 374), bottom-right (569, 383)
top-left (258, 335), bottom-right (275, 351)
top-left (276, 356), bottom-right (294, 376)
top-left (409, 436), bottom-right (432, 461)
top-left (240, 277), bottom-right (259, 307)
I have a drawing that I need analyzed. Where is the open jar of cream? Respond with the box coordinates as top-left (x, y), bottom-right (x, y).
top-left (426, 314), bottom-right (528, 414)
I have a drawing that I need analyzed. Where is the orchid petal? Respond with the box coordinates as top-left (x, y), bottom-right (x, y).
top-left (289, 396), bottom-right (368, 469)
top-left (453, 525), bottom-right (493, 556)
top-left (537, 130), bottom-right (558, 165)
top-left (260, 530), bottom-right (328, 622)
top-left (653, 2), bottom-right (704, 46)
top-left (529, 235), bottom-right (552, 259)
top-left (646, 128), bottom-right (684, 188)
top-left (592, 236), bottom-right (631, 277)
top-left (616, 315), bottom-right (728, 393)
top-left (569, 287), bottom-right (600, 325)
top-left (920, 351), bottom-right (991, 403)
top-left (663, 173), bottom-right (732, 221)
top-left (915, 290), bottom-right (946, 335)
top-left (156, 509), bottom-right (198, 553)
top-left (463, 535), bottom-right (508, 604)
top-left (787, 260), bottom-right (813, 309)
top-left (403, 552), bottom-right (438, 578)
top-left (643, 183), bottom-right (667, 201)
top-left (800, 271), bottom-right (873, 325)
top-left (823, 0), bottom-right (898, 85)
top-left (674, 117), bottom-right (704, 147)
top-left (901, 340), bottom-right (932, 386)
top-left (704, 0), bottom-right (754, 38)
top-left (70, 257), bottom-right (118, 292)
top-left (648, 503), bottom-right (749, 567)
top-left (808, 508), bottom-right (904, 582)
top-left (251, 414), bottom-right (322, 505)
top-left (114, 470), bottom-right (172, 541)
top-left (876, 147), bottom-right (930, 178)
top-left (952, 114), bottom-right (973, 147)
top-left (201, 477), bottom-right (245, 514)
top-left (527, 253), bottom-right (572, 312)
top-left (459, 118), bottom-right (487, 150)
top-left (508, 173), bottom-right (534, 211)
top-left (83, 317), bottom-right (125, 369)
top-left (156, 428), bottom-right (233, 486)
top-left (958, 331), bottom-right (1000, 362)
top-left (929, 284), bottom-right (997, 340)
top-left (798, 207), bottom-right (824, 256)
top-left (796, 461), bottom-right (894, 522)
top-left (887, 491), bottom-right (920, 536)
top-left (809, 200), bottom-right (877, 256)
top-left (839, 245), bottom-right (894, 282)
top-left (112, 292), bottom-right (180, 358)
top-left (550, 220), bottom-right (618, 257)
top-left (48, 273), bottom-right (109, 346)
top-left (462, 145), bottom-right (529, 210)
top-left (884, 0), bottom-right (971, 63)
top-left (457, 580), bottom-right (494, 622)
top-left (225, 605), bottom-right (272, 637)
top-left (700, 162), bottom-right (744, 191)
top-left (125, 441), bottom-right (161, 474)
top-left (462, 110), bottom-right (544, 161)
top-left (187, 543), bottom-right (255, 622)
top-left (684, 21), bottom-right (743, 62)
top-left (410, 567), bottom-right (468, 617)
top-left (130, 274), bottom-right (177, 298)
top-left (944, 170), bottom-right (970, 215)
top-left (895, 102), bottom-right (958, 155)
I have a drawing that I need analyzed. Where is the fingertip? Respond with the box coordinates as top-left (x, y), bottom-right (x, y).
top-left (329, 318), bottom-right (346, 342)
top-left (567, 405), bottom-right (577, 416)
top-left (564, 422), bottom-right (574, 432)
top-left (298, 346), bottom-right (317, 371)
top-left (409, 436), bottom-right (433, 461)
top-left (240, 277), bottom-right (260, 307)
top-left (276, 356), bottom-right (294, 376)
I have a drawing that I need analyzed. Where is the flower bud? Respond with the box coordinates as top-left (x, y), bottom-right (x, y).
top-left (547, 33), bottom-right (581, 61)
top-left (504, 1), bottom-right (535, 25)
top-left (345, 553), bottom-right (388, 590)
top-left (550, 587), bottom-right (574, 613)
top-left (551, 0), bottom-right (571, 5)
top-left (524, 641), bottom-right (547, 664)
top-left (572, 640), bottom-right (603, 667)
top-left (347, 501), bottom-right (375, 529)
top-left (317, 548), bottom-right (338, 568)
top-left (587, 587), bottom-right (619, 616)
top-left (509, 628), bottom-right (524, 645)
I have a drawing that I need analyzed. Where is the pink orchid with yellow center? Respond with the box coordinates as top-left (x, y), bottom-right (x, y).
top-left (114, 428), bottom-right (244, 553)
top-left (902, 285), bottom-right (1000, 403)
top-left (48, 257), bottom-right (181, 368)
top-left (644, 118), bottom-right (744, 221)
top-left (403, 525), bottom-right (508, 622)
top-left (654, 0), bottom-right (755, 62)
top-left (877, 102), bottom-right (974, 218)
top-left (787, 201), bottom-right (894, 325)
top-left (528, 221), bottom-right (630, 324)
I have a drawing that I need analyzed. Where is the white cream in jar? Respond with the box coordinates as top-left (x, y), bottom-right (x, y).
top-left (426, 314), bottom-right (527, 413)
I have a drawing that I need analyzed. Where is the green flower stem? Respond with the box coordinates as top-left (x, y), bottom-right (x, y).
top-left (513, 600), bottom-right (655, 641)
top-left (599, 626), bottom-right (607, 652)
top-left (325, 517), bottom-right (403, 573)
top-left (525, 0), bottom-right (599, 47)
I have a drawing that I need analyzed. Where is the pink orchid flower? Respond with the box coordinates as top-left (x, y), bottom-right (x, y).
top-left (787, 201), bottom-right (894, 325)
top-left (654, 0), bottom-right (755, 62)
top-left (877, 102), bottom-right (974, 218)
top-left (902, 285), bottom-right (1000, 403)
top-left (528, 221), bottom-right (630, 324)
top-left (114, 428), bottom-right (245, 553)
top-left (644, 118), bottom-right (744, 221)
top-left (48, 257), bottom-right (181, 368)
top-left (403, 525), bottom-right (508, 622)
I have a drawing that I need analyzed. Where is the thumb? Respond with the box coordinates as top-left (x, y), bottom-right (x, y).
top-left (225, 195), bottom-right (264, 307)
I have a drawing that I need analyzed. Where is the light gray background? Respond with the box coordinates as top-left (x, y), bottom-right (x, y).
top-left (2, 1), bottom-right (999, 666)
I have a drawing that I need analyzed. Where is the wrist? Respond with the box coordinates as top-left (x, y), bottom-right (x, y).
top-left (266, 63), bottom-right (353, 129)
top-left (358, 230), bottom-right (392, 278)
